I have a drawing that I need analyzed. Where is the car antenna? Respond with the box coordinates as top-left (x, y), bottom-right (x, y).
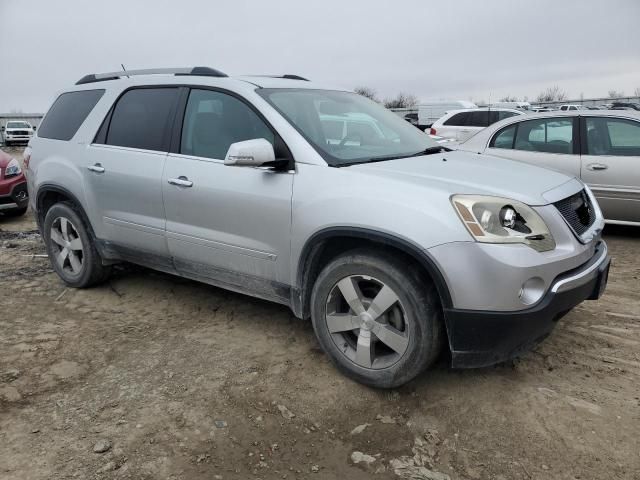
top-left (121, 64), bottom-right (129, 78)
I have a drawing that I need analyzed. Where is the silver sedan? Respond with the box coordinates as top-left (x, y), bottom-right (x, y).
top-left (458, 110), bottom-right (640, 225)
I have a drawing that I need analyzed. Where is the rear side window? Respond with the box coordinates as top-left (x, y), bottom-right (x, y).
top-left (443, 112), bottom-right (469, 126)
top-left (38, 89), bottom-right (105, 140)
top-left (585, 117), bottom-right (640, 156)
top-left (105, 88), bottom-right (179, 151)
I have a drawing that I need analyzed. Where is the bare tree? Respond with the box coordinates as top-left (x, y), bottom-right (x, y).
top-left (536, 86), bottom-right (567, 103)
top-left (354, 86), bottom-right (379, 103)
top-left (499, 95), bottom-right (519, 102)
top-left (634, 87), bottom-right (640, 97)
top-left (384, 93), bottom-right (419, 109)
top-left (608, 90), bottom-right (624, 98)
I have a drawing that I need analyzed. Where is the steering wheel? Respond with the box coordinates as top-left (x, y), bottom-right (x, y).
top-left (339, 133), bottom-right (362, 147)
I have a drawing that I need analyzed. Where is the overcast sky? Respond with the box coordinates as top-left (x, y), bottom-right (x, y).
top-left (1, 0), bottom-right (639, 112)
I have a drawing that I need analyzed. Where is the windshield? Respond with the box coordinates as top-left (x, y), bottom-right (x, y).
top-left (257, 89), bottom-right (437, 166)
top-left (6, 121), bottom-right (30, 129)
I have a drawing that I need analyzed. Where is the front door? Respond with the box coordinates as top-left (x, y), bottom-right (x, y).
top-left (163, 88), bottom-right (294, 302)
top-left (580, 116), bottom-right (640, 223)
top-left (85, 87), bottom-right (180, 263)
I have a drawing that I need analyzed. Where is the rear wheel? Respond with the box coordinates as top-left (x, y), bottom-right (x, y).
top-left (43, 202), bottom-right (110, 287)
top-left (310, 249), bottom-right (443, 388)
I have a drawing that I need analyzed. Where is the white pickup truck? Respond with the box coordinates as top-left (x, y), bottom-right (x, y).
top-left (2, 120), bottom-right (35, 146)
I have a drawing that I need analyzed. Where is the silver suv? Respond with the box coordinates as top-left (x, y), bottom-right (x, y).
top-left (26, 67), bottom-right (610, 388)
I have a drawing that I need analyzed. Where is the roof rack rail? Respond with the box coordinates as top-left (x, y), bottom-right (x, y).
top-left (75, 66), bottom-right (228, 85)
top-left (281, 74), bottom-right (309, 81)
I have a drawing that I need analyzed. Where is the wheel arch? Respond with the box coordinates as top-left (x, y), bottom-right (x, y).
top-left (35, 184), bottom-right (96, 239)
top-left (293, 227), bottom-right (453, 319)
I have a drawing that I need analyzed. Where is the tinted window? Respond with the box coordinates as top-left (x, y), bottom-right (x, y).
top-left (490, 124), bottom-right (517, 149)
top-left (105, 88), bottom-right (179, 151)
top-left (443, 112), bottom-right (469, 126)
top-left (513, 118), bottom-right (573, 154)
top-left (585, 117), bottom-right (640, 156)
top-left (38, 90), bottom-right (104, 141)
top-left (180, 89), bottom-right (274, 160)
top-left (465, 111), bottom-right (491, 127)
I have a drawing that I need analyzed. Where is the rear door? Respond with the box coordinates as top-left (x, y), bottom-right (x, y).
top-left (85, 87), bottom-right (180, 262)
top-left (162, 88), bottom-right (294, 301)
top-left (485, 116), bottom-right (581, 177)
top-left (438, 112), bottom-right (471, 140)
top-left (580, 116), bottom-right (640, 223)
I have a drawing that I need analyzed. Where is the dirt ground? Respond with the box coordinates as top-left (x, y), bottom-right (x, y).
top-left (1, 147), bottom-right (639, 480)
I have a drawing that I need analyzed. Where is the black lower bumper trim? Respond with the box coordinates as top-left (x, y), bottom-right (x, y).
top-left (445, 248), bottom-right (610, 368)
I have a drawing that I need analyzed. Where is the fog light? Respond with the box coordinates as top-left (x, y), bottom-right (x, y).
top-left (519, 277), bottom-right (545, 305)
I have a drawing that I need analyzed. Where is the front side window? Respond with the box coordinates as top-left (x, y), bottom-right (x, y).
top-left (513, 118), bottom-right (574, 154)
top-left (585, 117), bottom-right (640, 156)
top-left (38, 89), bottom-right (104, 141)
top-left (105, 88), bottom-right (179, 151)
top-left (257, 89), bottom-right (437, 166)
top-left (181, 89), bottom-right (274, 160)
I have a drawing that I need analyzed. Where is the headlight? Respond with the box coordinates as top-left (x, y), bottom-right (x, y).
top-left (5, 158), bottom-right (22, 178)
top-left (451, 195), bottom-right (555, 252)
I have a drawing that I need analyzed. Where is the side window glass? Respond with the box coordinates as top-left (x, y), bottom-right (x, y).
top-left (181, 89), bottom-right (274, 160)
top-left (443, 113), bottom-right (468, 126)
top-left (39, 89), bottom-right (105, 141)
top-left (105, 88), bottom-right (179, 151)
top-left (490, 124), bottom-right (516, 149)
top-left (586, 117), bottom-right (640, 156)
top-left (514, 118), bottom-right (573, 154)
top-left (466, 111), bottom-right (490, 127)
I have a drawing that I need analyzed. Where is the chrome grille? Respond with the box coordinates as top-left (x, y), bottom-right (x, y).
top-left (553, 190), bottom-right (596, 237)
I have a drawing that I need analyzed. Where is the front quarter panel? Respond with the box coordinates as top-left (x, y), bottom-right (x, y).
top-left (290, 163), bottom-right (470, 283)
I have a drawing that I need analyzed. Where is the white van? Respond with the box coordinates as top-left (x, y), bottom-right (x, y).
top-left (418, 100), bottom-right (477, 128)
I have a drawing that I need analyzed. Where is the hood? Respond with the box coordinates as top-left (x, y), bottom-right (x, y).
top-left (350, 150), bottom-right (581, 206)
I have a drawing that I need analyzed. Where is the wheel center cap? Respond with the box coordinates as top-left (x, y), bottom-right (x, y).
top-left (359, 312), bottom-right (375, 331)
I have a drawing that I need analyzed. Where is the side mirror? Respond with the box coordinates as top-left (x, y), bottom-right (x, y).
top-left (224, 138), bottom-right (275, 167)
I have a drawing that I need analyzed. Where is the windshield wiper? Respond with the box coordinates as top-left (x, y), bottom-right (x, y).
top-left (338, 146), bottom-right (450, 167)
top-left (406, 146), bottom-right (451, 157)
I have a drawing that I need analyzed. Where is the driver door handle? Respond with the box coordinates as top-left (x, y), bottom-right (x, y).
top-left (587, 163), bottom-right (608, 171)
top-left (87, 163), bottom-right (105, 173)
top-left (168, 176), bottom-right (193, 187)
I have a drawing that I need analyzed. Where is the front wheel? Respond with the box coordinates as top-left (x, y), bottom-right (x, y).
top-left (43, 202), bottom-right (110, 288)
top-left (310, 249), bottom-right (444, 388)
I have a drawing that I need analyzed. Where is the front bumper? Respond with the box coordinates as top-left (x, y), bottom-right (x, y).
top-left (0, 179), bottom-right (29, 211)
top-left (444, 241), bottom-right (610, 368)
top-left (3, 135), bottom-right (32, 144)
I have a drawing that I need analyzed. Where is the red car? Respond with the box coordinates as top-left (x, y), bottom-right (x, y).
top-left (0, 148), bottom-right (28, 217)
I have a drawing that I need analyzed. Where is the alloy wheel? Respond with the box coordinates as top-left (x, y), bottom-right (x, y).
top-left (49, 217), bottom-right (84, 276)
top-left (325, 275), bottom-right (409, 369)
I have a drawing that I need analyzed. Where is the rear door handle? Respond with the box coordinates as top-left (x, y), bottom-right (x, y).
top-left (167, 176), bottom-right (193, 187)
top-left (87, 163), bottom-right (105, 173)
top-left (587, 163), bottom-right (608, 171)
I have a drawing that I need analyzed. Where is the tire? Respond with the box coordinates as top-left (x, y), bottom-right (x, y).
top-left (42, 202), bottom-right (110, 288)
top-left (2, 206), bottom-right (27, 217)
top-left (310, 249), bottom-right (444, 388)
